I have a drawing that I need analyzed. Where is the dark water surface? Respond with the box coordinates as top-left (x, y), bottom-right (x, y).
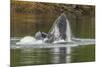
top-left (10, 44), bottom-right (95, 66)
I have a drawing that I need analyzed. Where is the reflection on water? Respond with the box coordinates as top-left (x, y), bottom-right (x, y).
top-left (11, 43), bottom-right (95, 66)
top-left (20, 48), bottom-right (52, 65)
top-left (11, 47), bottom-right (71, 66)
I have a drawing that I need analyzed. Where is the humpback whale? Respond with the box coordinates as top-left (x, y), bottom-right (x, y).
top-left (16, 13), bottom-right (72, 44)
top-left (45, 13), bottom-right (72, 43)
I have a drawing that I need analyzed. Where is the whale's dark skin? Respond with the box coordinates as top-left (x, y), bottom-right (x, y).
top-left (46, 13), bottom-right (67, 43)
top-left (57, 13), bottom-right (67, 40)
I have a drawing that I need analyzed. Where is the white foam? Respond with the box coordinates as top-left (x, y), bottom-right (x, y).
top-left (16, 36), bottom-right (43, 45)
